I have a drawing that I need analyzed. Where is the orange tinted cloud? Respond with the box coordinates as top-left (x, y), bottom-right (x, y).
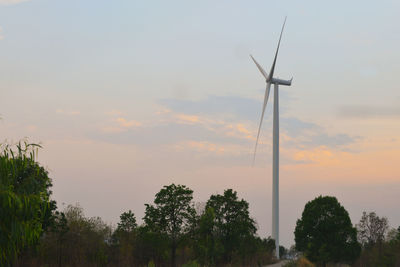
top-left (292, 146), bottom-right (339, 165)
top-left (116, 117), bottom-right (142, 128)
top-left (176, 114), bottom-right (200, 124)
top-left (282, 137), bottom-right (400, 183)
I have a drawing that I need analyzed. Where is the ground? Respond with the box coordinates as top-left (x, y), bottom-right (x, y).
top-left (265, 260), bottom-right (289, 267)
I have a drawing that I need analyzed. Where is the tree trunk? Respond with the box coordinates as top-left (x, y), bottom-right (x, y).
top-left (171, 239), bottom-right (176, 267)
top-left (58, 238), bottom-right (62, 267)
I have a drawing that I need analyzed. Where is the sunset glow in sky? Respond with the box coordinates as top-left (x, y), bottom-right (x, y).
top-left (1, 0), bottom-right (399, 246)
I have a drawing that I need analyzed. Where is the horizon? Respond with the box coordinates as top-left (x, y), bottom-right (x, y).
top-left (1, 0), bottom-right (400, 247)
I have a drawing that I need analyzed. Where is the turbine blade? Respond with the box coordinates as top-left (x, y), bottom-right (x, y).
top-left (268, 17), bottom-right (287, 80)
top-left (250, 55), bottom-right (268, 79)
top-left (253, 82), bottom-right (272, 165)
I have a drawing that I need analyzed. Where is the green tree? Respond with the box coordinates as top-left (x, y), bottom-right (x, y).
top-left (205, 189), bottom-right (257, 264)
top-left (144, 184), bottom-right (196, 267)
top-left (16, 204), bottom-right (112, 267)
top-left (397, 226), bottom-right (400, 242)
top-left (194, 207), bottom-right (223, 266)
top-left (117, 210), bottom-right (137, 233)
top-left (134, 225), bottom-right (169, 266)
top-left (52, 204), bottom-right (111, 266)
top-left (52, 211), bottom-right (69, 267)
top-left (295, 196), bottom-right (361, 266)
top-left (0, 142), bottom-right (55, 266)
top-left (114, 210), bottom-right (138, 266)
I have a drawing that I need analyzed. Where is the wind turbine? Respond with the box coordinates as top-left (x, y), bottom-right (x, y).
top-left (251, 17), bottom-right (292, 259)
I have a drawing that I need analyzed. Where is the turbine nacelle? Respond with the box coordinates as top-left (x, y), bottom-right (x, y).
top-left (270, 77), bottom-right (292, 86)
top-left (249, 55), bottom-right (292, 86)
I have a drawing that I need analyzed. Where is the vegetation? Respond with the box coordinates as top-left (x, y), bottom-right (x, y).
top-left (144, 184), bottom-right (196, 267)
top-left (0, 142), bottom-right (56, 266)
top-left (2, 148), bottom-right (276, 267)
top-left (14, 195), bottom-right (276, 267)
top-left (3, 143), bottom-right (400, 266)
top-left (356, 211), bottom-right (389, 247)
top-left (283, 256), bottom-right (315, 267)
top-left (294, 196), bottom-right (361, 266)
top-left (354, 217), bottom-right (400, 266)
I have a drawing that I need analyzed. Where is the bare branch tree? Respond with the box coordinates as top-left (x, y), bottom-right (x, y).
top-left (356, 211), bottom-right (389, 247)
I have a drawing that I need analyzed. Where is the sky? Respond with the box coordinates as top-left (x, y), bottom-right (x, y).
top-left (1, 0), bottom-right (400, 247)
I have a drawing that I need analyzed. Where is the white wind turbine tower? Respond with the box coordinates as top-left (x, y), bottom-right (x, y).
top-left (251, 17), bottom-right (292, 259)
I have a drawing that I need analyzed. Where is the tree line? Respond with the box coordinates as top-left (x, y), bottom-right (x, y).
top-left (1, 143), bottom-right (277, 267)
top-left (1, 143), bottom-right (400, 267)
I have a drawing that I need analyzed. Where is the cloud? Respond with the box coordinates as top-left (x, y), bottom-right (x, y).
top-left (0, 26), bottom-right (3, 40)
top-left (175, 114), bottom-right (200, 124)
top-left (174, 141), bottom-right (225, 154)
top-left (160, 95), bottom-right (261, 121)
top-left (172, 140), bottom-right (250, 157)
top-left (105, 110), bottom-right (125, 116)
top-left (160, 96), bottom-right (359, 151)
top-left (100, 117), bottom-right (142, 134)
top-left (56, 109), bottom-right (80, 116)
top-left (100, 126), bottom-right (126, 134)
top-left (90, 96), bottom-right (360, 165)
top-left (94, 110), bottom-right (255, 147)
top-left (281, 117), bottom-right (321, 136)
top-left (116, 117), bottom-right (142, 128)
top-left (337, 105), bottom-right (400, 119)
top-left (0, 0), bottom-right (30, 5)
top-left (292, 146), bottom-right (339, 165)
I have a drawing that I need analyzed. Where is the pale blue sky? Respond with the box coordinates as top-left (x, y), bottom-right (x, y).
top-left (1, 0), bottom-right (400, 246)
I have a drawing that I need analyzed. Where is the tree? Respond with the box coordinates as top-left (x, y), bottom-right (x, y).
top-left (144, 184), bottom-right (196, 267)
top-left (194, 207), bottom-right (223, 266)
top-left (205, 189), bottom-right (257, 264)
top-left (117, 210), bottom-right (137, 233)
top-left (397, 226), bottom-right (400, 242)
top-left (16, 204), bottom-right (112, 267)
top-left (295, 196), bottom-right (360, 266)
top-left (356, 211), bottom-right (389, 247)
top-left (114, 210), bottom-right (138, 266)
top-left (52, 211), bottom-right (69, 267)
top-left (61, 204), bottom-right (111, 266)
top-left (0, 142), bottom-right (56, 266)
top-left (134, 225), bottom-right (169, 266)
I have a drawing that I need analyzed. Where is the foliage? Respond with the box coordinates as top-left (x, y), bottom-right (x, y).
top-left (353, 240), bottom-right (400, 267)
top-left (116, 210), bottom-right (137, 233)
top-left (194, 207), bottom-right (222, 266)
top-left (396, 226), bottom-right (400, 242)
top-left (181, 259), bottom-right (201, 267)
top-left (133, 225), bottom-right (169, 266)
top-left (144, 183), bottom-right (196, 267)
top-left (386, 227), bottom-right (399, 243)
top-left (194, 189), bottom-right (265, 265)
top-left (112, 210), bottom-right (138, 265)
top-left (294, 196), bottom-right (361, 266)
top-left (0, 142), bottom-right (55, 266)
top-left (354, 221), bottom-right (400, 267)
top-left (10, 141), bottom-right (395, 267)
top-left (356, 211), bottom-right (389, 247)
top-left (22, 204), bottom-right (112, 267)
top-left (62, 204), bottom-right (112, 266)
top-left (10, 183), bottom-right (276, 266)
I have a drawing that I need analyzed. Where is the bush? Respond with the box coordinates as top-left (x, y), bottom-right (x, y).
top-left (284, 257), bottom-right (315, 267)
